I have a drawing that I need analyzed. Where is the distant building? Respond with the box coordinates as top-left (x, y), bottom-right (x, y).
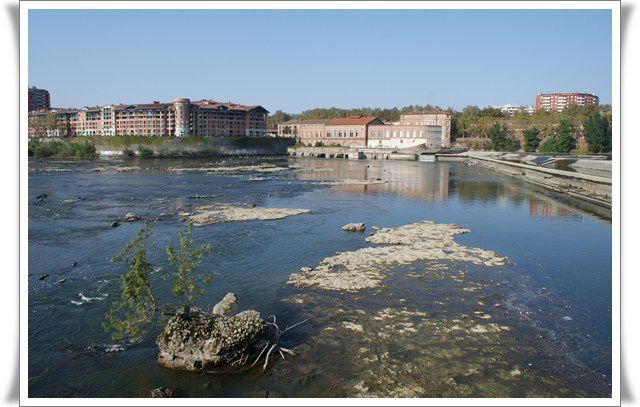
top-left (489, 104), bottom-right (535, 116)
top-left (28, 98), bottom-right (268, 138)
top-left (28, 86), bottom-right (50, 112)
top-left (398, 111), bottom-right (451, 148)
top-left (535, 92), bottom-right (599, 112)
top-left (277, 110), bottom-right (451, 149)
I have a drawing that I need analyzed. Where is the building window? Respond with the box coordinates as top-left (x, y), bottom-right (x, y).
top-left (350, 131), bottom-right (354, 138)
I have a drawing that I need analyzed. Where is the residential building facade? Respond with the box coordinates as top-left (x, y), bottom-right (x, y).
top-left (535, 92), bottom-right (599, 112)
top-left (28, 98), bottom-right (268, 138)
top-left (277, 111), bottom-right (451, 149)
top-left (28, 86), bottom-right (51, 112)
top-left (489, 104), bottom-right (536, 116)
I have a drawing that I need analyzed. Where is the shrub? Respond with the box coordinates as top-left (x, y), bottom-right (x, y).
top-left (28, 138), bottom-right (96, 158)
top-left (122, 148), bottom-right (135, 158)
top-left (137, 145), bottom-right (154, 158)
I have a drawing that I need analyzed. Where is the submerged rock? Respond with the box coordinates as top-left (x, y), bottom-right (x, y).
top-left (342, 223), bottom-right (366, 232)
top-left (150, 387), bottom-right (174, 398)
top-left (312, 179), bottom-right (387, 186)
top-left (183, 203), bottom-right (310, 226)
top-left (156, 307), bottom-right (269, 372)
top-left (167, 164), bottom-right (290, 174)
top-left (38, 274), bottom-right (49, 281)
top-left (212, 292), bottom-right (237, 316)
top-left (288, 220), bottom-right (507, 291)
top-left (122, 212), bottom-right (141, 222)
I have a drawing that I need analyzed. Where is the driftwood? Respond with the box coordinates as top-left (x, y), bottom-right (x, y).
top-left (242, 315), bottom-right (309, 371)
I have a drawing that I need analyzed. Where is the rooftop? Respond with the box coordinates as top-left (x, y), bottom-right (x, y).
top-left (326, 117), bottom-right (380, 125)
top-left (279, 119), bottom-right (330, 125)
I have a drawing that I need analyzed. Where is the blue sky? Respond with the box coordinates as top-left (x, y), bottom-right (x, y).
top-left (28, 9), bottom-right (612, 113)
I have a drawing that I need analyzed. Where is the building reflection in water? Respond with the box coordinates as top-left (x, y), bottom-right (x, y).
top-left (448, 166), bottom-right (581, 220)
top-left (291, 159), bottom-right (583, 220)
top-left (291, 159), bottom-right (449, 201)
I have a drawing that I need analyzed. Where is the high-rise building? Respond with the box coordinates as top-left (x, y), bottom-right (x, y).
top-left (535, 92), bottom-right (599, 112)
top-left (28, 86), bottom-right (51, 112)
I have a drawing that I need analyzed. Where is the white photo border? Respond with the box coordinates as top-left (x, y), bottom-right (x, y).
top-left (19, 1), bottom-right (621, 406)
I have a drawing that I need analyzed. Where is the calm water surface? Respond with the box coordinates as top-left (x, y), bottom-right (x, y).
top-left (28, 157), bottom-right (612, 397)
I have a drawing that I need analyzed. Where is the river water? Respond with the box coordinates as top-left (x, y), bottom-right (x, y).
top-left (27, 157), bottom-right (612, 398)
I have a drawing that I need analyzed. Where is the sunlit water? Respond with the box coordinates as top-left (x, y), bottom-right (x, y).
top-left (28, 157), bottom-right (612, 398)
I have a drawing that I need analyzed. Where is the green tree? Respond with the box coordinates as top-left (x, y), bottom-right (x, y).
top-left (583, 112), bottom-right (612, 153)
top-left (539, 137), bottom-right (559, 153)
top-left (523, 127), bottom-right (540, 152)
top-left (487, 122), bottom-right (518, 151)
top-left (166, 224), bottom-right (212, 307)
top-left (555, 118), bottom-right (576, 153)
top-left (266, 110), bottom-right (292, 129)
top-left (103, 223), bottom-right (157, 342)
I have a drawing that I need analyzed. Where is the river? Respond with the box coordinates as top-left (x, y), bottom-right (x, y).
top-left (27, 156), bottom-right (612, 398)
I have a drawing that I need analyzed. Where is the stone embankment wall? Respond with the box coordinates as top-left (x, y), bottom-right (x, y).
top-left (468, 152), bottom-right (612, 209)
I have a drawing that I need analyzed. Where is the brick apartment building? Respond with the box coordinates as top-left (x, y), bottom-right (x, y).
top-left (28, 86), bottom-right (50, 112)
top-left (277, 110), bottom-right (451, 149)
top-left (28, 97), bottom-right (268, 138)
top-left (535, 92), bottom-right (599, 112)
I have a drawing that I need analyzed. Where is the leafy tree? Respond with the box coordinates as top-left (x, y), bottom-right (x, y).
top-left (461, 105), bottom-right (482, 117)
top-left (523, 127), bottom-right (540, 152)
top-left (538, 137), bottom-right (559, 153)
top-left (104, 223), bottom-right (214, 342)
top-left (583, 112), bottom-right (612, 153)
top-left (555, 118), bottom-right (576, 153)
top-left (480, 107), bottom-right (504, 118)
top-left (104, 223), bottom-right (157, 342)
top-left (266, 110), bottom-right (292, 129)
top-left (487, 122), bottom-right (518, 151)
top-left (166, 224), bottom-right (212, 307)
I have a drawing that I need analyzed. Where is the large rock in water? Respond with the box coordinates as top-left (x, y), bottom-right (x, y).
top-left (342, 222), bottom-right (366, 232)
top-left (156, 307), bottom-right (269, 372)
top-left (212, 292), bottom-right (237, 316)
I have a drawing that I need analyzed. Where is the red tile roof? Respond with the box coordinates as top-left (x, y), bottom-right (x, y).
top-left (326, 117), bottom-right (380, 125)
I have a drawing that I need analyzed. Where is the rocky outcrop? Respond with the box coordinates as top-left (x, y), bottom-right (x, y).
top-left (150, 387), bottom-right (174, 398)
top-left (212, 292), bottom-right (237, 316)
top-left (122, 212), bottom-right (141, 222)
top-left (342, 223), bottom-right (366, 232)
top-left (156, 307), bottom-right (270, 372)
top-left (289, 220), bottom-right (507, 292)
top-left (183, 204), bottom-right (310, 226)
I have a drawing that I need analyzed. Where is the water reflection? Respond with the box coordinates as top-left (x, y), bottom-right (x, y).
top-left (291, 159), bottom-right (601, 221)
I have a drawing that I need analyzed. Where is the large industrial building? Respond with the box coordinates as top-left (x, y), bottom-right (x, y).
top-left (28, 98), bottom-right (268, 138)
top-left (277, 110), bottom-right (451, 149)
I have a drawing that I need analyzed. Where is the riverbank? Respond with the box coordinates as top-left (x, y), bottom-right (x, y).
top-left (29, 136), bottom-right (295, 158)
top-left (466, 152), bottom-right (612, 209)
